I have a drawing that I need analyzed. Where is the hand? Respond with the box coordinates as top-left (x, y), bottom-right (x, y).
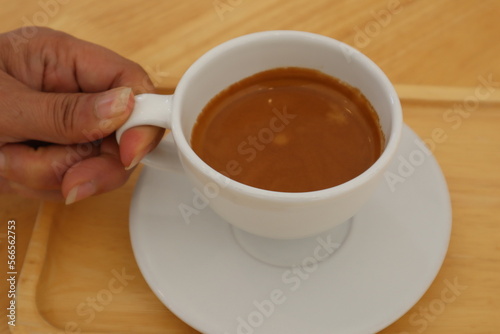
top-left (0, 27), bottom-right (163, 203)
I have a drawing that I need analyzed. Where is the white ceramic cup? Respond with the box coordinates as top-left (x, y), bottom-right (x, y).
top-left (117, 30), bottom-right (403, 240)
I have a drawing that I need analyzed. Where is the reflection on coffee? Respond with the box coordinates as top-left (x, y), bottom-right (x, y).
top-left (191, 67), bottom-right (384, 192)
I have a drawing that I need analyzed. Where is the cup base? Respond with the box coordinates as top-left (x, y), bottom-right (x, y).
top-left (231, 219), bottom-right (353, 268)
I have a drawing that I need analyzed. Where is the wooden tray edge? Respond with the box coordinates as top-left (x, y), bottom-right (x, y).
top-left (396, 84), bottom-right (500, 104)
top-left (12, 202), bottom-right (108, 334)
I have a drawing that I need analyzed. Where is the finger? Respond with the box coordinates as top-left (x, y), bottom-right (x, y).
top-left (62, 137), bottom-right (132, 204)
top-left (0, 86), bottom-right (134, 144)
top-left (0, 142), bottom-right (100, 190)
top-left (119, 125), bottom-right (165, 170)
top-left (1, 27), bottom-right (155, 94)
top-left (0, 177), bottom-right (63, 201)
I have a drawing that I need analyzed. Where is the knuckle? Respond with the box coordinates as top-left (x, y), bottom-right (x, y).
top-left (45, 93), bottom-right (80, 142)
top-left (25, 151), bottom-right (63, 190)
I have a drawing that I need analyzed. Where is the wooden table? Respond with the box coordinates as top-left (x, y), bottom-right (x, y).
top-left (1, 0), bottom-right (499, 333)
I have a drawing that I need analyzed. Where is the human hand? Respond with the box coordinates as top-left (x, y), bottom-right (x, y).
top-left (0, 27), bottom-right (163, 203)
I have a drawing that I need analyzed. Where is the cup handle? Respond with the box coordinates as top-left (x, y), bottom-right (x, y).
top-left (116, 93), bottom-right (183, 172)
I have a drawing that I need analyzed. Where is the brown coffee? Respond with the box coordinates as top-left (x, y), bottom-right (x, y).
top-left (191, 67), bottom-right (384, 192)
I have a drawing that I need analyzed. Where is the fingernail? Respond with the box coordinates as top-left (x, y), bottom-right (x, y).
top-left (65, 181), bottom-right (97, 205)
top-left (124, 142), bottom-right (155, 170)
top-left (95, 87), bottom-right (132, 120)
top-left (125, 154), bottom-right (143, 170)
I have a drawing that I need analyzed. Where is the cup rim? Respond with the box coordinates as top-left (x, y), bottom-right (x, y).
top-left (171, 30), bottom-right (403, 202)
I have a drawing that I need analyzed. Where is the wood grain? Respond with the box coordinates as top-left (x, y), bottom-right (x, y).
top-left (0, 0), bottom-right (499, 333)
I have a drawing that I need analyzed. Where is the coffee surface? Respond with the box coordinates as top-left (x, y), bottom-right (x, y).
top-left (191, 67), bottom-right (384, 192)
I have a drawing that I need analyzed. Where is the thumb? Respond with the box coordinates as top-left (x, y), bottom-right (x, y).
top-left (16, 87), bottom-right (133, 144)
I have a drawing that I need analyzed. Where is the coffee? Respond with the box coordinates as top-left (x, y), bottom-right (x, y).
top-left (191, 67), bottom-right (384, 192)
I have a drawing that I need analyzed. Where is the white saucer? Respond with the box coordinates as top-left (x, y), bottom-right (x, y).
top-left (129, 124), bottom-right (452, 334)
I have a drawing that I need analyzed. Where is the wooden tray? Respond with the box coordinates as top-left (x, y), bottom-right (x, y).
top-left (11, 85), bottom-right (500, 333)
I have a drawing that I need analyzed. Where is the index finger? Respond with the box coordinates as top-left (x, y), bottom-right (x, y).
top-left (2, 27), bottom-right (155, 94)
